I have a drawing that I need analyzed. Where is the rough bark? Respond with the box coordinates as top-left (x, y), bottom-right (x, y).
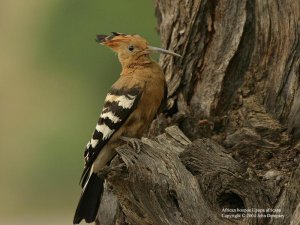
top-left (96, 0), bottom-right (300, 224)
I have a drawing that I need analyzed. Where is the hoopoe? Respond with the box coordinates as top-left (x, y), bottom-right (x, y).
top-left (73, 32), bottom-right (181, 224)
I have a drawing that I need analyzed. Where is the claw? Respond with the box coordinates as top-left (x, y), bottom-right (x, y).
top-left (120, 136), bottom-right (142, 153)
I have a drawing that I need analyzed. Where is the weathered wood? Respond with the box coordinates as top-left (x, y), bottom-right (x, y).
top-left (108, 127), bottom-right (194, 224)
top-left (95, 184), bottom-right (119, 225)
top-left (103, 127), bottom-right (241, 225)
top-left (97, 127), bottom-right (300, 225)
top-left (97, 126), bottom-right (299, 225)
top-left (96, 0), bottom-right (300, 224)
top-left (153, 0), bottom-right (300, 223)
top-left (270, 165), bottom-right (300, 225)
top-left (180, 139), bottom-right (271, 225)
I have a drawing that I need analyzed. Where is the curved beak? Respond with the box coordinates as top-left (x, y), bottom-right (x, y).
top-left (148, 46), bottom-right (182, 57)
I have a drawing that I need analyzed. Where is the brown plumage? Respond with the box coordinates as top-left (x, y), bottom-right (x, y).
top-left (73, 32), bottom-right (181, 224)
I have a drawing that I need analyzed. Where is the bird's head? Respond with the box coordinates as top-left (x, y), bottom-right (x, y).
top-left (96, 32), bottom-right (181, 66)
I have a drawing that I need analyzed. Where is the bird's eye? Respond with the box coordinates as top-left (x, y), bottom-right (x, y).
top-left (128, 45), bottom-right (134, 52)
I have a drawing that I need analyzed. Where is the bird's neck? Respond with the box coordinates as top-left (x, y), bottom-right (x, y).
top-left (120, 54), bottom-right (153, 75)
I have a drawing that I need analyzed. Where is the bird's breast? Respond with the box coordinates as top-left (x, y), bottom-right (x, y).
top-left (122, 73), bottom-right (165, 137)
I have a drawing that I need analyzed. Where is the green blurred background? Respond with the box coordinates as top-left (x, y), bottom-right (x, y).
top-left (0, 0), bottom-right (159, 224)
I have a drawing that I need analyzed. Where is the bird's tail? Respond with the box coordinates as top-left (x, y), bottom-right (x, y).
top-left (73, 173), bottom-right (104, 224)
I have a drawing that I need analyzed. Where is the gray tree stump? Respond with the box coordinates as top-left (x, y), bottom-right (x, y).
top-left (96, 0), bottom-right (300, 224)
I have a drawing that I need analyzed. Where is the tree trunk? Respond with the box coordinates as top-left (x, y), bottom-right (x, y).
top-left (96, 0), bottom-right (300, 224)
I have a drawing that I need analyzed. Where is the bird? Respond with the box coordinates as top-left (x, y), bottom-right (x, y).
top-left (73, 32), bottom-right (181, 224)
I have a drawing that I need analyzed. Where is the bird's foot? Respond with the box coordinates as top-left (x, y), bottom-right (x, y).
top-left (120, 136), bottom-right (142, 153)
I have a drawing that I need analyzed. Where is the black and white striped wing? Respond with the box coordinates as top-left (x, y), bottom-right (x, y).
top-left (80, 87), bottom-right (142, 186)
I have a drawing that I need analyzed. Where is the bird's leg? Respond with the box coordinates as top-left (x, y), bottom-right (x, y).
top-left (147, 114), bottom-right (161, 137)
top-left (155, 113), bottom-right (161, 132)
top-left (120, 136), bottom-right (142, 153)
